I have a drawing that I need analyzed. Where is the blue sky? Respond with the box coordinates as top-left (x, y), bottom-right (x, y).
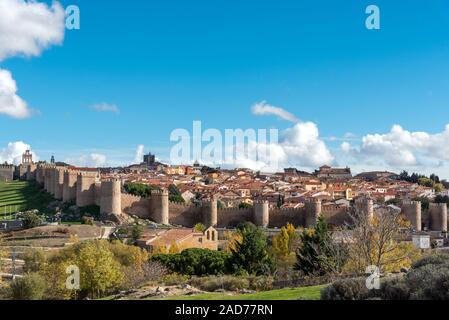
top-left (1, 0), bottom-right (449, 176)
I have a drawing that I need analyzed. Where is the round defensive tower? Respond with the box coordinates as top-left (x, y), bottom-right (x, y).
top-left (355, 197), bottom-right (374, 220)
top-left (254, 200), bottom-right (270, 228)
top-left (202, 197), bottom-right (218, 227)
top-left (26, 165), bottom-right (33, 181)
top-left (100, 179), bottom-right (122, 216)
top-left (44, 167), bottom-right (51, 193)
top-left (411, 201), bottom-right (422, 232)
top-left (76, 172), bottom-right (98, 207)
top-left (63, 170), bottom-right (78, 203)
top-left (36, 165), bottom-right (44, 185)
top-left (151, 189), bottom-right (169, 225)
top-left (305, 199), bottom-right (322, 227)
top-left (54, 168), bottom-right (64, 200)
top-left (442, 204), bottom-right (448, 233)
top-left (429, 203), bottom-right (448, 232)
top-left (48, 167), bottom-right (56, 196)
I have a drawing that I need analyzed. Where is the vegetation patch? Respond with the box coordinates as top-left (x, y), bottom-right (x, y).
top-left (0, 181), bottom-right (55, 217)
top-left (160, 285), bottom-right (326, 301)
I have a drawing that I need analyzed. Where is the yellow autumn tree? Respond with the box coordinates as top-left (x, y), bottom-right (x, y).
top-left (223, 230), bottom-right (243, 253)
top-left (73, 241), bottom-right (124, 299)
top-left (152, 245), bottom-right (168, 254)
top-left (107, 240), bottom-right (149, 273)
top-left (168, 241), bottom-right (181, 254)
top-left (271, 223), bottom-right (299, 261)
top-left (344, 208), bottom-right (422, 273)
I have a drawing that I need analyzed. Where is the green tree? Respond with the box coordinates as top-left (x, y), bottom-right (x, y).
top-left (124, 183), bottom-right (158, 198)
top-left (21, 211), bottom-right (43, 229)
top-left (418, 177), bottom-right (434, 188)
top-left (152, 248), bottom-right (230, 276)
top-left (168, 184), bottom-right (181, 196)
top-left (71, 241), bottom-right (124, 299)
top-left (434, 183), bottom-right (444, 193)
top-left (9, 273), bottom-right (46, 300)
top-left (130, 225), bottom-right (144, 245)
top-left (296, 217), bottom-right (347, 276)
top-left (238, 202), bottom-right (253, 209)
top-left (194, 223), bottom-right (206, 233)
top-left (228, 222), bottom-right (276, 276)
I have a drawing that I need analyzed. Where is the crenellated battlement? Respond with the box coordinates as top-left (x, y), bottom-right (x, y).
top-left (430, 203), bottom-right (448, 209)
top-left (169, 200), bottom-right (192, 207)
top-left (77, 172), bottom-right (99, 178)
top-left (121, 193), bottom-right (143, 202)
top-left (151, 189), bottom-right (169, 196)
top-left (102, 178), bottom-right (121, 183)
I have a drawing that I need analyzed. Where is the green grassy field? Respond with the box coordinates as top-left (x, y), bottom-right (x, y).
top-left (157, 285), bottom-right (325, 301)
top-left (0, 181), bottom-right (54, 218)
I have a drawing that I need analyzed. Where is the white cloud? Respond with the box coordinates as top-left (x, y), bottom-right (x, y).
top-left (0, 69), bottom-right (31, 119)
top-left (341, 124), bottom-right (449, 169)
top-left (340, 142), bottom-right (352, 153)
top-left (281, 122), bottom-right (334, 168)
top-left (252, 101), bottom-right (299, 123)
top-left (215, 121), bottom-right (333, 172)
top-left (0, 0), bottom-right (65, 61)
top-left (0, 0), bottom-right (65, 119)
top-left (90, 153), bottom-right (107, 167)
top-left (134, 144), bottom-right (145, 163)
top-left (91, 103), bottom-right (120, 114)
top-left (0, 141), bottom-right (38, 165)
top-left (65, 153), bottom-right (108, 168)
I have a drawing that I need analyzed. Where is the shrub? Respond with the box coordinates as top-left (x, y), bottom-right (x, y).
top-left (162, 274), bottom-right (189, 286)
top-left (152, 249), bottom-right (231, 276)
top-left (21, 212), bottom-right (43, 229)
top-left (379, 277), bottom-right (410, 300)
top-left (81, 216), bottom-right (94, 225)
top-left (411, 253), bottom-right (449, 269)
top-left (321, 278), bottom-right (371, 300)
top-left (247, 276), bottom-right (274, 291)
top-left (189, 276), bottom-right (250, 292)
top-left (405, 264), bottom-right (449, 300)
top-left (123, 261), bottom-right (169, 289)
top-left (9, 273), bottom-right (46, 300)
top-left (22, 248), bottom-right (46, 273)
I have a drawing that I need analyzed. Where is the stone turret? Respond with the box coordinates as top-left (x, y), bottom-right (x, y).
top-left (151, 189), bottom-right (169, 225)
top-left (202, 197), bottom-right (218, 227)
top-left (254, 200), bottom-right (270, 228)
top-left (36, 165), bottom-right (44, 185)
top-left (402, 200), bottom-right (422, 232)
top-left (44, 167), bottom-right (51, 193)
top-left (63, 170), bottom-right (78, 203)
top-left (355, 197), bottom-right (374, 220)
top-left (54, 167), bottom-right (64, 200)
top-left (26, 164), bottom-right (37, 181)
top-left (100, 179), bottom-right (122, 219)
top-left (305, 199), bottom-right (322, 227)
top-left (429, 203), bottom-right (448, 232)
top-left (76, 172), bottom-right (98, 207)
top-left (48, 167), bottom-right (56, 196)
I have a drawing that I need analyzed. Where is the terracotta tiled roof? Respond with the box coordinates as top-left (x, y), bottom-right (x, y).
top-left (146, 228), bottom-right (200, 247)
